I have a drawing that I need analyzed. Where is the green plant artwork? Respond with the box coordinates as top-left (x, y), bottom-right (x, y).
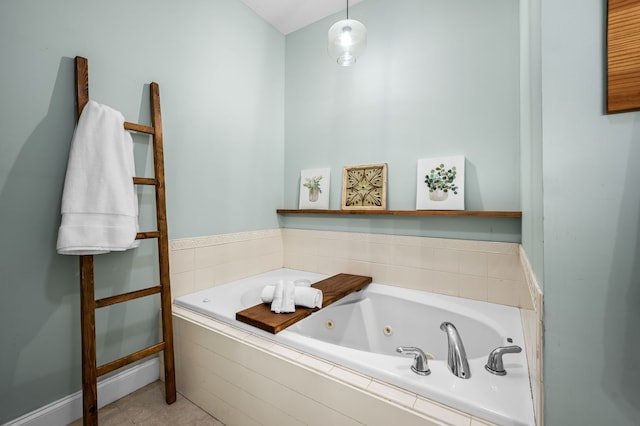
top-left (424, 164), bottom-right (459, 195)
top-left (303, 175), bottom-right (322, 202)
top-left (416, 156), bottom-right (465, 210)
top-left (303, 176), bottom-right (323, 193)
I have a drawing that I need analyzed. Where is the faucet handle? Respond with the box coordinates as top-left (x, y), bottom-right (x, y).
top-left (485, 345), bottom-right (522, 376)
top-left (396, 346), bottom-right (431, 376)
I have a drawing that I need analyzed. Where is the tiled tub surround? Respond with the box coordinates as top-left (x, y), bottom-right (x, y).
top-left (169, 229), bottom-right (530, 309)
top-left (169, 229), bottom-right (543, 425)
top-left (519, 246), bottom-right (544, 426)
top-left (169, 229), bottom-right (284, 299)
top-left (174, 305), bottom-right (501, 426)
top-left (281, 229), bottom-right (532, 309)
top-left (174, 269), bottom-right (534, 425)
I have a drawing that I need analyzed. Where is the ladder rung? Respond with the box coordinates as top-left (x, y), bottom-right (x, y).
top-left (133, 177), bottom-right (158, 186)
top-left (124, 121), bottom-right (154, 134)
top-left (95, 286), bottom-right (162, 309)
top-left (136, 231), bottom-right (160, 239)
top-left (97, 342), bottom-right (166, 377)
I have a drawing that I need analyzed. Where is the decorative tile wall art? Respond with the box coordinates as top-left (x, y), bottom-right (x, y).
top-left (416, 156), bottom-right (465, 210)
top-left (341, 163), bottom-right (387, 210)
top-left (299, 168), bottom-right (330, 209)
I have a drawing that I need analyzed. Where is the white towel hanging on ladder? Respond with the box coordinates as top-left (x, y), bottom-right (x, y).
top-left (56, 100), bottom-right (140, 255)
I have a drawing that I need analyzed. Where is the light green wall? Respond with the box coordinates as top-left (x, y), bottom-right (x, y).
top-left (0, 0), bottom-right (284, 422)
top-left (540, 0), bottom-right (640, 424)
top-left (519, 0), bottom-right (543, 284)
top-left (283, 0), bottom-right (522, 242)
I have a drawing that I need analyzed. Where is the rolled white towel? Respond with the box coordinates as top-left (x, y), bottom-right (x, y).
top-left (262, 283), bottom-right (323, 309)
top-left (262, 280), bottom-right (287, 303)
top-left (261, 285), bottom-right (275, 303)
top-left (295, 286), bottom-right (323, 308)
top-left (270, 281), bottom-right (284, 313)
top-left (281, 281), bottom-right (296, 313)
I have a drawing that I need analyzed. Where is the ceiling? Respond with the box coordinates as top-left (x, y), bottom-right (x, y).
top-left (239, 0), bottom-right (366, 35)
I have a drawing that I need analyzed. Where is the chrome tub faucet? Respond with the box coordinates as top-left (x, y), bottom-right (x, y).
top-left (396, 346), bottom-right (431, 375)
top-left (485, 345), bottom-right (522, 375)
top-left (440, 321), bottom-right (471, 379)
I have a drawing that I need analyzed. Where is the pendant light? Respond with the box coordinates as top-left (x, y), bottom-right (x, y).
top-left (327, 0), bottom-right (367, 66)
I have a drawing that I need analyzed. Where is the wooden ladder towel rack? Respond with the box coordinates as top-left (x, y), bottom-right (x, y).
top-left (74, 56), bottom-right (176, 425)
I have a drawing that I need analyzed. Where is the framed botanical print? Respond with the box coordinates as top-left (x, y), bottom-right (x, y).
top-left (299, 168), bottom-right (330, 209)
top-left (416, 156), bottom-right (465, 210)
top-left (341, 163), bottom-right (387, 210)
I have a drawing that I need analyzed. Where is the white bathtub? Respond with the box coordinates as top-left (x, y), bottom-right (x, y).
top-left (174, 268), bottom-right (535, 426)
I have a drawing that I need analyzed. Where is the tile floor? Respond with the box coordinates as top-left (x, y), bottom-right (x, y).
top-left (68, 381), bottom-right (225, 425)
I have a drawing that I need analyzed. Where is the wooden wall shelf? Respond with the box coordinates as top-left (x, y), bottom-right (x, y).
top-left (276, 209), bottom-right (522, 218)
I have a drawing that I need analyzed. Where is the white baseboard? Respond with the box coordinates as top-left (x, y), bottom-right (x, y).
top-left (3, 357), bottom-right (160, 426)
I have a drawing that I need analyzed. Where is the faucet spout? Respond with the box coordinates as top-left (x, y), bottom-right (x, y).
top-left (440, 321), bottom-right (471, 379)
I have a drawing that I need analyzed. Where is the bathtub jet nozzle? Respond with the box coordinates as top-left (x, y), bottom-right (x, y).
top-left (440, 321), bottom-right (471, 379)
top-left (396, 346), bottom-right (431, 376)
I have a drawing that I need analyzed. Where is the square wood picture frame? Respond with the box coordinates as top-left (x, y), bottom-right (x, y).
top-left (341, 163), bottom-right (387, 210)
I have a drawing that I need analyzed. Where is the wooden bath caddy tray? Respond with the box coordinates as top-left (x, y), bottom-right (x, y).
top-left (235, 273), bottom-right (372, 334)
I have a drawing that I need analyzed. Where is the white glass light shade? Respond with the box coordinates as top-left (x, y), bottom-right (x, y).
top-left (327, 19), bottom-right (367, 66)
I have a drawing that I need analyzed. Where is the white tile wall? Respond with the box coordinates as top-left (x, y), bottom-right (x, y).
top-left (169, 228), bottom-right (532, 309)
top-left (281, 229), bottom-right (532, 309)
top-left (169, 229), bottom-right (283, 299)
